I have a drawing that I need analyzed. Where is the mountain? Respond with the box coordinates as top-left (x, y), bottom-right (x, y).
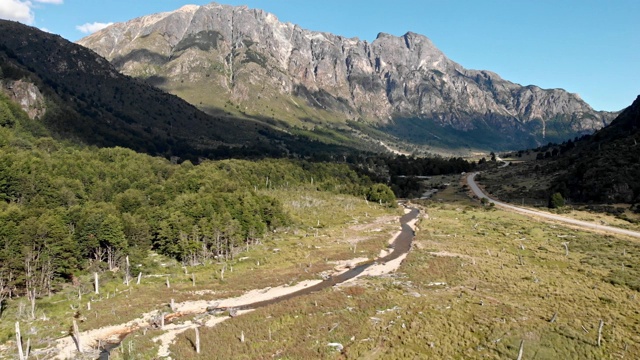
top-left (549, 95), bottom-right (640, 204)
top-left (78, 2), bottom-right (615, 151)
top-left (1, 20), bottom-right (377, 161)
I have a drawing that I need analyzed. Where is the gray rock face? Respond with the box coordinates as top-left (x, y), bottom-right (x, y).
top-left (78, 2), bottom-right (614, 148)
top-left (1, 79), bottom-right (46, 119)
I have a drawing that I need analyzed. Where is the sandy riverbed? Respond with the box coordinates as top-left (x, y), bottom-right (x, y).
top-left (52, 206), bottom-right (421, 359)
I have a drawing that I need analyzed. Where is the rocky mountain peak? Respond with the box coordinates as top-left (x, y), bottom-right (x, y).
top-left (176, 4), bottom-right (200, 13)
top-left (78, 2), bottom-right (616, 150)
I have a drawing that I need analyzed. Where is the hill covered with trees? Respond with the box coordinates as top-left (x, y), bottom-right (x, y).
top-left (548, 95), bottom-right (640, 205)
top-left (0, 98), bottom-right (395, 300)
top-left (480, 95), bottom-right (640, 212)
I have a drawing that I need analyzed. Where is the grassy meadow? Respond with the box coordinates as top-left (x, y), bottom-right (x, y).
top-left (162, 184), bottom-right (640, 359)
top-left (2, 174), bottom-right (639, 359)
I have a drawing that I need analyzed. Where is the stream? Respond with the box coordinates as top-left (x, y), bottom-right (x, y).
top-left (98, 205), bottom-right (420, 359)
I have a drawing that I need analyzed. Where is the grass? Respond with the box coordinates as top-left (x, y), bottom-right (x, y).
top-left (5, 180), bottom-right (639, 359)
top-left (167, 184), bottom-right (640, 359)
top-left (0, 189), bottom-right (401, 359)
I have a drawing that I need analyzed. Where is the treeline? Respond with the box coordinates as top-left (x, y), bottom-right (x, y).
top-left (384, 155), bottom-right (473, 177)
top-left (345, 154), bottom-right (475, 198)
top-left (0, 115), bottom-right (392, 298)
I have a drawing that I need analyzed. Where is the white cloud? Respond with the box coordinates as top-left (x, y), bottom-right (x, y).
top-left (75, 21), bottom-right (113, 34)
top-left (0, 0), bottom-right (35, 24)
top-left (0, 0), bottom-right (62, 25)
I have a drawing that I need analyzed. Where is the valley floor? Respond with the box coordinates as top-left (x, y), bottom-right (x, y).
top-left (126, 182), bottom-right (640, 359)
top-left (3, 178), bottom-right (639, 360)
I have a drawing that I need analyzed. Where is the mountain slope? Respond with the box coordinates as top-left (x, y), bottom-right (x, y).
top-left (549, 95), bottom-right (640, 204)
top-left (78, 2), bottom-right (615, 151)
top-left (479, 95), bottom-right (640, 207)
top-left (1, 20), bottom-right (365, 160)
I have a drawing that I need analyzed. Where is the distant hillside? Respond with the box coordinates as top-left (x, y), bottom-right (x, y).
top-left (78, 2), bottom-right (615, 151)
top-left (480, 95), bottom-right (640, 208)
top-left (549, 95), bottom-right (640, 204)
top-left (0, 20), bottom-right (378, 161)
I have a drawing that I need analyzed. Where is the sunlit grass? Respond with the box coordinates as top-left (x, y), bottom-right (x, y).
top-left (169, 194), bottom-right (640, 359)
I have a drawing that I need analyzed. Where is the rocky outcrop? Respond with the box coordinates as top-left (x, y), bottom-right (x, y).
top-left (78, 2), bottom-right (615, 148)
top-left (1, 79), bottom-right (46, 119)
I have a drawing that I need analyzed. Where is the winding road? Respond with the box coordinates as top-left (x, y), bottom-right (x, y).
top-left (467, 172), bottom-right (640, 238)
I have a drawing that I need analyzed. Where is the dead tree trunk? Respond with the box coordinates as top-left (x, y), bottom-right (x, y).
top-left (15, 322), bottom-right (25, 360)
top-left (25, 338), bottom-right (30, 359)
top-left (562, 242), bottom-right (569, 257)
top-left (94, 273), bottom-right (99, 295)
top-left (598, 320), bottom-right (604, 346)
top-left (195, 327), bottom-right (200, 353)
top-left (73, 319), bottom-right (82, 353)
top-left (124, 256), bottom-right (130, 286)
top-left (27, 288), bottom-right (36, 320)
top-left (0, 274), bottom-right (8, 317)
top-left (137, 272), bottom-right (142, 285)
top-left (516, 339), bottom-right (524, 360)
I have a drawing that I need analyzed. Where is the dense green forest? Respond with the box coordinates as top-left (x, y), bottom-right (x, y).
top-left (363, 155), bottom-right (474, 198)
top-left (0, 99), bottom-right (399, 301)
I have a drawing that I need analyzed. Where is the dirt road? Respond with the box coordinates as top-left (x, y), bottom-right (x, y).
top-left (467, 172), bottom-right (640, 238)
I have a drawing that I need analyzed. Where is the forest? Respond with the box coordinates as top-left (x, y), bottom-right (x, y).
top-left (0, 86), bottom-right (477, 313)
top-left (0, 99), bottom-right (400, 307)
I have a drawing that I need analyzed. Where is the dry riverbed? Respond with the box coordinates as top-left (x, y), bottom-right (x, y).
top-left (51, 206), bottom-right (419, 359)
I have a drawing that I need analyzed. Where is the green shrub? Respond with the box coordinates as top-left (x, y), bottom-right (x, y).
top-left (548, 192), bottom-right (565, 208)
top-left (366, 183), bottom-right (396, 206)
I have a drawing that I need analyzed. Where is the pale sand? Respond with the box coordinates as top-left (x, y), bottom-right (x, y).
top-left (54, 311), bottom-right (156, 359)
top-left (172, 279), bottom-right (322, 315)
top-left (427, 251), bottom-right (473, 259)
top-left (348, 215), bottom-right (399, 231)
top-left (328, 257), bottom-right (369, 271)
top-left (53, 280), bottom-right (321, 359)
top-left (342, 252), bottom-right (409, 283)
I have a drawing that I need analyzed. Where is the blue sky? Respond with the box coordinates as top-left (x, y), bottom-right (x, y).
top-left (0, 0), bottom-right (638, 111)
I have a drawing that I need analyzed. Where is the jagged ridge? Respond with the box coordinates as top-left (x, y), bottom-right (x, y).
top-left (78, 2), bottom-right (615, 150)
